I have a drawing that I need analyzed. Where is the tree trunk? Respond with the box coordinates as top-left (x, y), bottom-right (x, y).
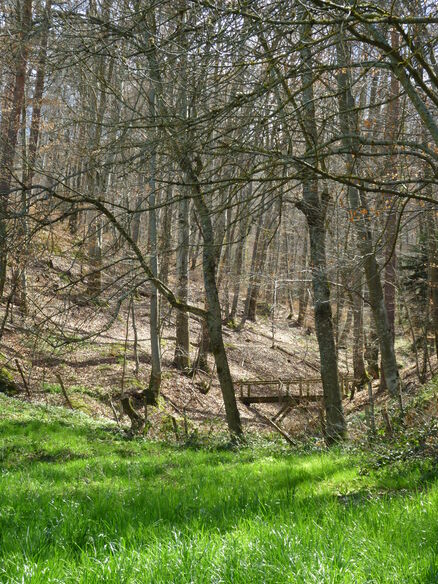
top-left (382, 30), bottom-right (401, 387)
top-left (428, 208), bottom-right (438, 356)
top-left (159, 182), bottom-right (173, 286)
top-left (352, 280), bottom-right (367, 389)
top-left (147, 88), bottom-right (162, 401)
top-left (229, 199), bottom-right (247, 321)
top-left (183, 161), bottom-right (242, 438)
top-left (0, 0), bottom-right (32, 298)
top-left (298, 15), bottom-right (346, 444)
top-left (243, 210), bottom-right (263, 323)
top-left (296, 234), bottom-right (309, 327)
top-left (300, 188), bottom-right (347, 444)
top-left (336, 33), bottom-right (401, 398)
top-left (174, 195), bottom-right (190, 370)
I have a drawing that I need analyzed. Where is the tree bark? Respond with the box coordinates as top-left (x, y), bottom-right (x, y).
top-left (174, 194), bottom-right (190, 370)
top-left (183, 161), bottom-right (242, 438)
top-left (298, 15), bottom-right (346, 444)
top-left (147, 87), bottom-right (162, 401)
top-left (0, 0), bottom-right (32, 298)
top-left (336, 33), bottom-right (401, 399)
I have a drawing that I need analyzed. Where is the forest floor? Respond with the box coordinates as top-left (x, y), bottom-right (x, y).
top-left (0, 223), bottom-right (436, 442)
top-left (1, 292), bottom-right (431, 443)
top-left (0, 393), bottom-right (437, 583)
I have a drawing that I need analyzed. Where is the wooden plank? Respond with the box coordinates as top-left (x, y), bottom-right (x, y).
top-left (272, 402), bottom-right (292, 422)
top-left (240, 395), bottom-right (322, 405)
top-left (243, 403), bottom-right (297, 446)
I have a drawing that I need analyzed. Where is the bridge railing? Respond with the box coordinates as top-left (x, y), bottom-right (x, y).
top-left (235, 374), bottom-right (354, 401)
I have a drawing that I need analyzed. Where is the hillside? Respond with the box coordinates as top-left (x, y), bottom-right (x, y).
top-left (0, 228), bottom-right (435, 443)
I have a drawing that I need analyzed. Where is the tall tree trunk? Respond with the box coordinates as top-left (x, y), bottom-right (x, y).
top-left (0, 0), bottom-right (32, 298)
top-left (298, 15), bottom-right (346, 444)
top-left (296, 233), bottom-right (309, 327)
top-left (352, 276), bottom-right (367, 389)
top-left (84, 27), bottom-right (113, 298)
top-left (381, 30), bottom-right (401, 388)
top-left (336, 33), bottom-right (401, 398)
top-left (16, 0), bottom-right (51, 312)
top-left (427, 206), bottom-right (438, 356)
top-left (229, 199), bottom-right (247, 321)
top-left (183, 161), bottom-right (242, 438)
top-left (147, 88), bottom-right (161, 400)
top-left (144, 13), bottom-right (241, 438)
top-left (174, 195), bottom-right (190, 370)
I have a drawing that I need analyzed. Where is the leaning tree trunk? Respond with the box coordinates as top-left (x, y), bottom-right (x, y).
top-left (144, 17), bottom-right (241, 438)
top-left (183, 161), bottom-right (242, 438)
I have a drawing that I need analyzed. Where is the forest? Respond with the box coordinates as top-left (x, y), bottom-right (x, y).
top-left (0, 0), bottom-right (437, 581)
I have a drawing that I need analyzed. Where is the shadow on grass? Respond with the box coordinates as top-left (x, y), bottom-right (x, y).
top-left (1, 409), bottom-right (437, 566)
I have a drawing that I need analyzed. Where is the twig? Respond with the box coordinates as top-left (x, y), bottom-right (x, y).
top-left (109, 399), bottom-right (120, 426)
top-left (15, 359), bottom-right (30, 397)
top-left (55, 372), bottom-right (73, 409)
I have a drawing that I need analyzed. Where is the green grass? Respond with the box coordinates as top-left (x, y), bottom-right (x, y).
top-left (0, 395), bottom-right (437, 583)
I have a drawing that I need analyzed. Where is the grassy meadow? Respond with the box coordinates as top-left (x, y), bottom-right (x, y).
top-left (0, 394), bottom-right (437, 583)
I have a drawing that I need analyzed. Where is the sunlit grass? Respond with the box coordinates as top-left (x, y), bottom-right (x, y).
top-left (0, 395), bottom-right (437, 583)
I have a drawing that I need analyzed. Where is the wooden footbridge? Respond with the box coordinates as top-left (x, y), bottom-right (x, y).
top-left (235, 374), bottom-right (354, 423)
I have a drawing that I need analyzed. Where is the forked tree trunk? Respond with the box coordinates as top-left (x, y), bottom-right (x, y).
top-left (337, 33), bottom-right (401, 399)
top-left (298, 15), bottom-right (346, 444)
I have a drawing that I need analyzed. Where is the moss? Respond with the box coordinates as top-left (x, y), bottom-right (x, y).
top-left (0, 368), bottom-right (19, 395)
